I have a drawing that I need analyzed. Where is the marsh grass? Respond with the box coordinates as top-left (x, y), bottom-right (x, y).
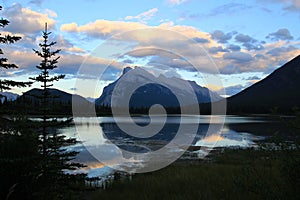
top-left (88, 148), bottom-right (300, 200)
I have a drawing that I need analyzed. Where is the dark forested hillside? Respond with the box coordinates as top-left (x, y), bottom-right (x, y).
top-left (10, 88), bottom-right (92, 115)
top-left (226, 55), bottom-right (300, 114)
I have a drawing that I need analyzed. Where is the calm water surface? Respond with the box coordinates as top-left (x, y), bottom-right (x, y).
top-left (59, 115), bottom-right (281, 177)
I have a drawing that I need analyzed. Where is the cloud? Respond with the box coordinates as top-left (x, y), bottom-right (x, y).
top-left (219, 51), bottom-right (265, 74)
top-left (227, 44), bottom-right (241, 51)
top-left (3, 30), bottom-right (85, 55)
top-left (55, 54), bottom-right (125, 80)
top-left (3, 47), bottom-right (124, 81)
top-left (223, 84), bottom-right (245, 96)
top-left (235, 33), bottom-right (264, 50)
top-left (122, 59), bottom-right (134, 64)
top-left (61, 20), bottom-right (148, 39)
top-left (53, 35), bottom-right (86, 54)
top-left (223, 52), bottom-right (254, 63)
top-left (147, 55), bottom-right (195, 72)
top-left (61, 20), bottom-right (216, 72)
top-left (266, 28), bottom-right (294, 41)
top-left (60, 19), bottom-right (300, 76)
top-left (254, 54), bottom-right (266, 59)
top-left (260, 0), bottom-right (300, 11)
top-left (211, 30), bottom-right (236, 43)
top-left (235, 34), bottom-right (257, 43)
top-left (206, 3), bottom-right (253, 17)
top-left (244, 76), bottom-right (260, 80)
top-left (178, 3), bottom-right (252, 21)
top-left (266, 45), bottom-right (297, 56)
top-left (193, 37), bottom-right (209, 44)
top-left (69, 87), bottom-right (77, 91)
top-left (29, 0), bottom-right (44, 7)
top-left (208, 46), bottom-right (229, 54)
top-left (218, 65), bottom-right (239, 74)
top-left (163, 69), bottom-right (182, 78)
top-left (2, 3), bottom-right (56, 34)
top-left (125, 8), bottom-right (158, 23)
top-left (167, 0), bottom-right (188, 6)
top-left (61, 19), bottom-right (213, 47)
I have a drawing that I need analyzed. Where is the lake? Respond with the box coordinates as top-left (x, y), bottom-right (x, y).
top-left (58, 115), bottom-right (284, 177)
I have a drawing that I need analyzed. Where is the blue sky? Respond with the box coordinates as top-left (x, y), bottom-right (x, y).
top-left (1, 0), bottom-right (300, 98)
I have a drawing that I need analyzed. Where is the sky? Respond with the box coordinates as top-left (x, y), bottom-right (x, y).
top-left (1, 0), bottom-right (300, 98)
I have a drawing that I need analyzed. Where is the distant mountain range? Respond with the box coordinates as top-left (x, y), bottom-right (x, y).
top-left (20, 88), bottom-right (88, 104)
top-left (86, 97), bottom-right (96, 103)
top-left (95, 67), bottom-right (222, 108)
top-left (0, 91), bottom-right (19, 103)
top-left (1, 55), bottom-right (299, 115)
top-left (12, 88), bottom-right (92, 115)
top-left (226, 55), bottom-right (300, 113)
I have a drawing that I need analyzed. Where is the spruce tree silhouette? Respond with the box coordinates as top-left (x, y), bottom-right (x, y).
top-left (0, 6), bottom-right (31, 99)
top-left (30, 23), bottom-right (86, 200)
top-left (29, 22), bottom-right (65, 155)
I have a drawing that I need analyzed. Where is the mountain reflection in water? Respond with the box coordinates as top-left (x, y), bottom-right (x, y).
top-left (60, 115), bottom-right (277, 177)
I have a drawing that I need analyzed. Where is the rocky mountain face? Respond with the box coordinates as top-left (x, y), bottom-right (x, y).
top-left (96, 67), bottom-right (222, 108)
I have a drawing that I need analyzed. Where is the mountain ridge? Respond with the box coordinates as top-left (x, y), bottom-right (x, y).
top-left (96, 66), bottom-right (222, 108)
top-left (0, 91), bottom-right (19, 103)
top-left (226, 54), bottom-right (300, 113)
top-left (9, 88), bottom-right (93, 115)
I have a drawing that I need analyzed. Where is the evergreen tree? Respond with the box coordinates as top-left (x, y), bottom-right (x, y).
top-left (0, 6), bottom-right (31, 94)
top-left (0, 118), bottom-right (40, 200)
top-left (30, 23), bottom-right (87, 200)
top-left (29, 22), bottom-right (65, 154)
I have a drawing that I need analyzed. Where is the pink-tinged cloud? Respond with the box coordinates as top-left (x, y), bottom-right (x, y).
top-left (1, 4), bottom-right (299, 79)
top-left (2, 3), bottom-right (56, 34)
top-left (3, 47), bottom-right (124, 81)
top-left (61, 20), bottom-right (148, 39)
top-left (60, 19), bottom-right (300, 74)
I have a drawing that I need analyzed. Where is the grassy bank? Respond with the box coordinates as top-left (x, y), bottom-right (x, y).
top-left (88, 148), bottom-right (300, 200)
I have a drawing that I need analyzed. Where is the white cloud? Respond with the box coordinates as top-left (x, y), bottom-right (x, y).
top-left (1, 4), bottom-right (299, 81)
top-left (61, 20), bottom-right (148, 39)
top-left (260, 0), bottom-right (300, 11)
top-left (125, 8), bottom-right (158, 23)
top-left (60, 19), bottom-right (300, 75)
top-left (167, 0), bottom-right (188, 6)
top-left (3, 48), bottom-right (125, 81)
top-left (2, 3), bottom-right (56, 34)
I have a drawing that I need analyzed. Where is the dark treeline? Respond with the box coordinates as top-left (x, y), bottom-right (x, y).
top-left (4, 99), bottom-right (298, 116)
top-left (200, 100), bottom-right (300, 115)
top-left (0, 118), bottom-right (88, 200)
top-left (0, 7), bottom-right (91, 200)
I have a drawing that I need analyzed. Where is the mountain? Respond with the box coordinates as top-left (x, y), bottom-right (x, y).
top-left (86, 97), bottom-right (96, 103)
top-left (95, 67), bottom-right (222, 108)
top-left (14, 88), bottom-right (92, 115)
top-left (227, 55), bottom-right (300, 113)
top-left (20, 88), bottom-right (88, 104)
top-left (0, 91), bottom-right (19, 103)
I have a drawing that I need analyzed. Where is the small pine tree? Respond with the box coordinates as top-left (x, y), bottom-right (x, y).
top-left (29, 22), bottom-right (65, 155)
top-left (30, 23), bottom-right (65, 122)
top-left (30, 23), bottom-right (87, 200)
top-left (0, 6), bottom-right (31, 94)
